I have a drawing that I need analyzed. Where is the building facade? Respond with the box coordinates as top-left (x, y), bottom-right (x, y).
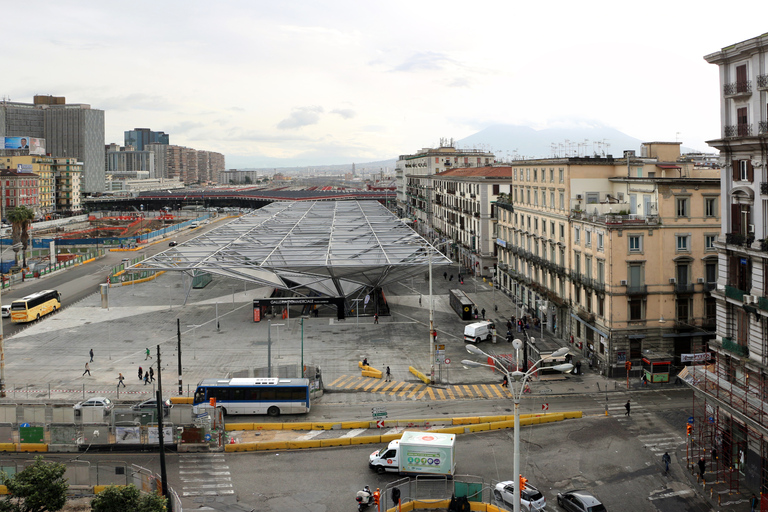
top-left (0, 96), bottom-right (104, 195)
top-left (396, 143), bottom-right (495, 231)
top-left (105, 144), bottom-right (155, 178)
top-left (124, 128), bottom-right (169, 151)
top-left (683, 34), bottom-right (768, 495)
top-left (52, 157), bottom-right (82, 213)
top-left (0, 169), bottom-right (39, 217)
top-left (491, 144), bottom-right (720, 376)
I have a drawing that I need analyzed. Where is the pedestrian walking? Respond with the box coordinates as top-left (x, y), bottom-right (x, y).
top-left (662, 452), bottom-right (671, 474)
top-left (149, 366), bottom-right (154, 382)
top-left (82, 362), bottom-right (91, 376)
top-left (494, 304), bottom-right (498, 312)
top-left (138, 367), bottom-right (143, 380)
top-left (449, 274), bottom-right (453, 281)
top-left (698, 456), bottom-right (706, 480)
top-left (711, 448), bottom-right (717, 462)
top-left (145, 347), bottom-right (151, 360)
top-left (386, 366), bottom-right (391, 382)
top-left (374, 314), bottom-right (379, 324)
top-left (117, 373), bottom-right (126, 388)
top-left (419, 296), bottom-right (422, 307)
top-left (473, 307), bottom-right (478, 319)
top-left (501, 375), bottom-right (508, 388)
top-left (625, 400), bottom-right (631, 416)
top-left (144, 372), bottom-right (149, 385)
top-left (481, 308), bottom-right (486, 320)
top-left (642, 373), bottom-right (647, 387)
top-left (751, 493), bottom-right (758, 512)
top-left (89, 349), bottom-right (94, 362)
top-left (506, 320), bottom-right (512, 331)
top-left (443, 272), bottom-right (447, 280)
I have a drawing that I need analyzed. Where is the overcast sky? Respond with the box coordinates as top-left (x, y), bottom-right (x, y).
top-left (3, 1), bottom-right (765, 168)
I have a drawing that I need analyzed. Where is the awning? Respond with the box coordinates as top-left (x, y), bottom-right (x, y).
top-left (569, 313), bottom-right (609, 339)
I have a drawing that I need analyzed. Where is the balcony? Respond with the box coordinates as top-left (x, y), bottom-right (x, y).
top-left (593, 281), bottom-right (605, 293)
top-left (757, 74), bottom-right (768, 89)
top-left (725, 285), bottom-right (749, 301)
top-left (725, 232), bottom-right (754, 246)
top-left (626, 285), bottom-right (648, 295)
top-left (759, 296), bottom-right (768, 312)
top-left (762, 182), bottom-right (768, 195)
top-left (724, 81), bottom-right (752, 96)
top-left (760, 121), bottom-right (768, 135)
top-left (725, 124), bottom-right (752, 137)
top-left (674, 283), bottom-right (695, 294)
top-left (721, 337), bottom-right (749, 357)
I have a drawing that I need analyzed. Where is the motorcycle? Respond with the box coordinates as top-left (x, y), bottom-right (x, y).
top-left (356, 485), bottom-right (374, 511)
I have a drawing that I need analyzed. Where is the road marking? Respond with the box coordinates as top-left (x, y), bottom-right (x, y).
top-left (648, 489), bottom-right (693, 501)
top-left (297, 430), bottom-right (324, 440)
top-left (179, 470), bottom-right (232, 475)
top-left (340, 429), bottom-right (367, 438)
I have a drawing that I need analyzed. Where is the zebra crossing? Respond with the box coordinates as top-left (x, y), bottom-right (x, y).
top-left (327, 375), bottom-right (512, 401)
top-left (178, 453), bottom-right (234, 498)
top-left (607, 399), bottom-right (684, 456)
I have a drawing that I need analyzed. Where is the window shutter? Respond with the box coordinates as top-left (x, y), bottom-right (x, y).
top-left (731, 203), bottom-right (742, 234)
top-left (747, 161), bottom-right (754, 182)
top-left (732, 160), bottom-right (740, 181)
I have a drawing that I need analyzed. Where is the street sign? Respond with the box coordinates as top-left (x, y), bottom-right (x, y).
top-left (688, 417), bottom-right (694, 424)
top-left (372, 407), bottom-right (387, 413)
top-left (541, 403), bottom-right (549, 411)
top-left (372, 412), bottom-right (388, 418)
top-left (376, 420), bottom-right (385, 428)
top-left (444, 358), bottom-right (451, 365)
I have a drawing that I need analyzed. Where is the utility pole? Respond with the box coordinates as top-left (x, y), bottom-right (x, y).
top-left (267, 320), bottom-right (272, 378)
top-left (156, 345), bottom-right (170, 511)
top-left (0, 279), bottom-right (5, 397)
top-left (177, 319), bottom-right (182, 394)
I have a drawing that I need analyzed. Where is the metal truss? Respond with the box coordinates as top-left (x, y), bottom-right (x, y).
top-left (139, 200), bottom-right (452, 297)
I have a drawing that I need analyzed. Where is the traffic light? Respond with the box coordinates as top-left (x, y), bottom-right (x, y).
top-left (519, 474), bottom-right (528, 492)
top-left (209, 397), bottom-right (216, 407)
top-left (625, 361), bottom-right (632, 372)
top-left (687, 424), bottom-right (693, 436)
top-left (373, 488), bottom-right (380, 506)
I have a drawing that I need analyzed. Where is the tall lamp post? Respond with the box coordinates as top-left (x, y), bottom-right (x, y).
top-left (462, 342), bottom-right (572, 512)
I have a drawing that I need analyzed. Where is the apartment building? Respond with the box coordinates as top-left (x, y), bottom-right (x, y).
top-left (52, 157), bottom-right (82, 212)
top-left (429, 167), bottom-right (512, 274)
top-left (0, 169), bottom-right (39, 217)
top-left (105, 143), bottom-right (155, 179)
top-left (0, 155), bottom-right (55, 217)
top-left (124, 128), bottom-right (169, 151)
top-left (493, 144), bottom-right (720, 376)
top-left (680, 34), bottom-right (768, 494)
top-left (396, 143), bottom-right (495, 233)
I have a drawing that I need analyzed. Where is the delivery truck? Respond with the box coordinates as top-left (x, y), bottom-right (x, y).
top-left (463, 320), bottom-right (496, 343)
top-left (368, 431), bottom-right (456, 476)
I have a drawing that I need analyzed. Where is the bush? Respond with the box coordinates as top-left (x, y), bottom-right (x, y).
top-left (0, 456), bottom-right (68, 512)
top-left (90, 485), bottom-right (167, 512)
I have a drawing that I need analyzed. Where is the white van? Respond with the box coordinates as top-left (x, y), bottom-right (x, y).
top-left (464, 321), bottom-right (496, 343)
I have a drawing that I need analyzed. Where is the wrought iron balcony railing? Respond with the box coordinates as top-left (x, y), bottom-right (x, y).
top-left (724, 81), bottom-right (752, 95)
top-left (626, 285), bottom-right (648, 295)
top-left (725, 124), bottom-right (752, 137)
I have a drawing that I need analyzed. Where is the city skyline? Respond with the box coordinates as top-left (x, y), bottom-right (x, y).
top-left (3, 0), bottom-right (766, 169)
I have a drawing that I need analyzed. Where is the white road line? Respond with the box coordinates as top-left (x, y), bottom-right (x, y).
top-left (179, 464), bottom-right (229, 470)
top-left (648, 489), bottom-right (694, 501)
top-left (179, 470), bottom-right (231, 476)
top-left (297, 430), bottom-right (324, 440)
top-left (340, 428), bottom-right (368, 438)
top-left (179, 477), bottom-right (232, 483)
top-left (182, 483), bottom-right (233, 489)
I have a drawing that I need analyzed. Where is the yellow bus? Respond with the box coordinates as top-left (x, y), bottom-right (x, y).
top-left (10, 290), bottom-right (61, 323)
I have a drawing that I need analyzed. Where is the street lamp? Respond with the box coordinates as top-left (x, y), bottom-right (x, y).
top-left (462, 342), bottom-right (572, 512)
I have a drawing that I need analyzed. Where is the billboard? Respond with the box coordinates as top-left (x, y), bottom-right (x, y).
top-left (16, 164), bottom-right (33, 173)
top-left (1, 136), bottom-right (45, 155)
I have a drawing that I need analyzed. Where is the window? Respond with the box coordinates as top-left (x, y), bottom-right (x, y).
top-left (574, 227), bottom-right (580, 244)
top-left (629, 298), bottom-right (644, 320)
top-left (629, 235), bottom-right (642, 253)
top-left (705, 197), bottom-right (717, 217)
top-left (676, 298), bottom-right (690, 323)
top-left (527, 190), bottom-right (530, 204)
top-left (705, 235), bottom-right (716, 251)
top-left (597, 233), bottom-right (604, 251)
top-left (526, 169), bottom-right (530, 181)
top-left (541, 190), bottom-right (546, 207)
top-left (559, 224), bottom-right (565, 240)
top-left (534, 218), bottom-right (538, 231)
top-left (550, 221), bottom-right (555, 236)
top-left (598, 296), bottom-right (604, 317)
top-left (559, 192), bottom-right (564, 210)
top-left (550, 191), bottom-right (555, 207)
top-left (533, 169), bottom-right (537, 182)
top-left (574, 253), bottom-right (581, 275)
top-left (597, 260), bottom-right (605, 284)
top-left (585, 231), bottom-right (591, 247)
top-left (706, 261), bottom-right (717, 283)
top-left (676, 235), bottom-right (689, 251)
top-left (559, 169), bottom-right (564, 183)
top-left (676, 197), bottom-right (688, 217)
top-left (550, 169), bottom-right (554, 182)
top-left (585, 256), bottom-right (592, 279)
top-left (739, 160), bottom-right (750, 181)
top-left (586, 192), bottom-right (599, 204)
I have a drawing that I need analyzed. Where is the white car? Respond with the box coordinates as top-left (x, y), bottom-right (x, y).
top-left (494, 481), bottom-right (547, 511)
top-left (1, 305), bottom-right (10, 318)
top-left (73, 397), bottom-right (114, 412)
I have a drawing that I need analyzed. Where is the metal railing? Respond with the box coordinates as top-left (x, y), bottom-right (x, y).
top-left (724, 81), bottom-right (752, 95)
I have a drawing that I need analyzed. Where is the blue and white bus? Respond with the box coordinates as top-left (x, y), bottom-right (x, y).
top-left (193, 377), bottom-right (310, 416)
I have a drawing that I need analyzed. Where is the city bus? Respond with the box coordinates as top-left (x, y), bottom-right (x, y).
top-left (192, 377), bottom-right (310, 416)
top-left (449, 289), bottom-right (475, 321)
top-left (10, 289), bottom-right (61, 323)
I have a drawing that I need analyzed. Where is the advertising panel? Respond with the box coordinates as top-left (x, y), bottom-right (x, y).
top-left (3, 136), bottom-right (30, 149)
top-left (147, 426), bottom-right (174, 444)
top-left (29, 137), bottom-right (45, 155)
top-left (16, 164), bottom-right (33, 173)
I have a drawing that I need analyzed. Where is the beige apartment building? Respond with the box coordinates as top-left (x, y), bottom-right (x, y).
top-left (52, 157), bottom-right (82, 212)
top-left (493, 143), bottom-right (720, 376)
top-left (0, 155), bottom-right (55, 217)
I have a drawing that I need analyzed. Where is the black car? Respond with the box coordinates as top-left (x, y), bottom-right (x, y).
top-left (168, 240), bottom-right (178, 247)
top-left (557, 490), bottom-right (606, 512)
top-left (131, 398), bottom-right (172, 416)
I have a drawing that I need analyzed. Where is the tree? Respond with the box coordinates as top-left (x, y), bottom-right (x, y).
top-left (243, 176), bottom-right (252, 184)
top-left (90, 484), bottom-right (167, 512)
top-left (5, 206), bottom-right (35, 268)
top-left (0, 456), bottom-right (67, 512)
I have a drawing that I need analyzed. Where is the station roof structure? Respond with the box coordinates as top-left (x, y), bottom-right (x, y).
top-left (138, 200), bottom-right (452, 298)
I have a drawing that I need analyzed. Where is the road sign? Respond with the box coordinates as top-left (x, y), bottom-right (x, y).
top-left (372, 412), bottom-right (388, 418)
top-left (372, 407), bottom-right (387, 413)
top-left (688, 417), bottom-right (694, 424)
top-left (541, 403), bottom-right (549, 411)
top-left (376, 420), bottom-right (385, 428)
top-left (444, 358), bottom-right (451, 365)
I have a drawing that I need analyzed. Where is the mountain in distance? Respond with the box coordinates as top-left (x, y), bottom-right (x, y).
top-left (456, 123), bottom-right (654, 160)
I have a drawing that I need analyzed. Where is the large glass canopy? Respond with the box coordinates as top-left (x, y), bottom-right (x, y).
top-left (139, 200), bottom-right (452, 297)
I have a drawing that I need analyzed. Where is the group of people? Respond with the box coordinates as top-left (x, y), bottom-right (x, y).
top-left (362, 357), bottom-right (392, 381)
top-left (442, 272), bottom-right (464, 285)
top-left (82, 348), bottom-right (157, 388)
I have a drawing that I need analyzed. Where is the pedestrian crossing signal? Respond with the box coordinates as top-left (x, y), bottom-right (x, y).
top-left (686, 424), bottom-right (693, 436)
top-left (519, 474), bottom-right (528, 491)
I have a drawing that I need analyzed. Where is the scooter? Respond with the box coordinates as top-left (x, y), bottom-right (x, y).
top-left (356, 485), bottom-right (374, 511)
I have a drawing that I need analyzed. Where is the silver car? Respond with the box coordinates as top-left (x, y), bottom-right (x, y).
top-left (494, 481), bottom-right (546, 511)
top-left (73, 397), bottom-right (114, 412)
top-left (556, 490), bottom-right (606, 512)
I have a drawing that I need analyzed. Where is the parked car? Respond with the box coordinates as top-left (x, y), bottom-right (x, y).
top-left (1, 305), bottom-right (10, 318)
top-left (556, 490), bottom-right (606, 512)
top-left (73, 397), bottom-right (114, 412)
top-left (168, 240), bottom-right (178, 247)
top-left (132, 398), bottom-right (172, 416)
top-left (494, 481), bottom-right (546, 511)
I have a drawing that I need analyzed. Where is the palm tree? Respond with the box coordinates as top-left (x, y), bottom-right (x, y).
top-left (6, 206), bottom-right (35, 268)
